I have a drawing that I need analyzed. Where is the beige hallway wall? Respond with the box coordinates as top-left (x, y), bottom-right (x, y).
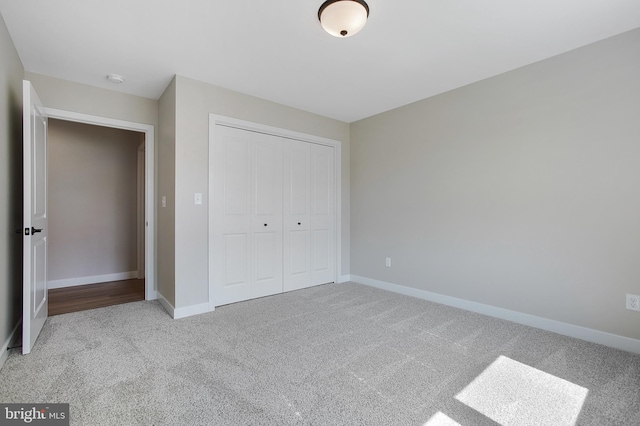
top-left (48, 119), bottom-right (141, 285)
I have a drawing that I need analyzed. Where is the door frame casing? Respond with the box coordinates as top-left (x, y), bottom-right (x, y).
top-left (44, 108), bottom-right (157, 300)
top-left (137, 142), bottom-right (145, 279)
top-left (208, 114), bottom-right (342, 308)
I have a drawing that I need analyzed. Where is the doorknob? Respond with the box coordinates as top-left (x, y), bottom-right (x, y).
top-left (31, 227), bottom-right (43, 234)
top-left (297, 222), bottom-right (301, 225)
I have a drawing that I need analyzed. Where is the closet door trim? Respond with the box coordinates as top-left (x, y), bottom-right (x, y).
top-left (208, 115), bottom-right (342, 307)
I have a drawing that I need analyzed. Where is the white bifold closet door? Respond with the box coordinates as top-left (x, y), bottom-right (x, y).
top-left (283, 140), bottom-right (335, 291)
top-left (212, 125), bottom-right (335, 306)
top-left (212, 126), bottom-right (284, 306)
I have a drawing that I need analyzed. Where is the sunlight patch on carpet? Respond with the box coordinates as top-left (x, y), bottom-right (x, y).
top-left (456, 355), bottom-right (588, 426)
top-left (423, 411), bottom-right (462, 425)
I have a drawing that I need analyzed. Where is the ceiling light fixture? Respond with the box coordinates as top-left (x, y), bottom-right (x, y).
top-left (106, 74), bottom-right (125, 84)
top-left (318, 0), bottom-right (369, 38)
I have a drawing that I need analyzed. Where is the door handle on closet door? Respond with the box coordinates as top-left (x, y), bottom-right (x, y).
top-left (31, 227), bottom-right (43, 234)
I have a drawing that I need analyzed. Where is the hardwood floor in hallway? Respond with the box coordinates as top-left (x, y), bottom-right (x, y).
top-left (48, 279), bottom-right (145, 316)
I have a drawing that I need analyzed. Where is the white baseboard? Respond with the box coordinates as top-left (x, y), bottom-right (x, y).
top-left (1, 321), bottom-right (21, 372)
top-left (156, 294), bottom-right (214, 320)
top-left (48, 271), bottom-right (138, 289)
top-left (338, 275), bottom-right (351, 283)
top-left (351, 275), bottom-right (640, 355)
top-left (145, 290), bottom-right (158, 301)
top-left (174, 302), bottom-right (214, 320)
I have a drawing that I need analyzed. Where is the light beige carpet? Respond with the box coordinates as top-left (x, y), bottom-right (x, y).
top-left (1, 283), bottom-right (639, 425)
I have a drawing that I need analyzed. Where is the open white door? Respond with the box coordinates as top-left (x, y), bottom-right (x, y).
top-left (23, 80), bottom-right (48, 354)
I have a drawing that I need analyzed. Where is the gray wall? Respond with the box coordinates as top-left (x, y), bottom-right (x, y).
top-left (158, 77), bottom-right (176, 305)
top-left (48, 119), bottom-right (141, 283)
top-left (25, 72), bottom-right (158, 127)
top-left (351, 28), bottom-right (640, 340)
top-left (173, 75), bottom-right (350, 309)
top-left (0, 13), bottom-right (23, 351)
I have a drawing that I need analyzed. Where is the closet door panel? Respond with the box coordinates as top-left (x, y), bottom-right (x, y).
top-left (289, 146), bottom-right (309, 215)
top-left (312, 229), bottom-right (329, 271)
top-left (212, 126), bottom-right (252, 305)
top-left (310, 143), bottom-right (335, 286)
top-left (224, 139), bottom-right (250, 217)
top-left (290, 231), bottom-right (309, 275)
top-left (223, 234), bottom-right (249, 286)
top-left (254, 233), bottom-right (277, 281)
top-left (283, 140), bottom-right (311, 291)
top-left (254, 137), bottom-right (282, 217)
top-left (251, 134), bottom-right (283, 299)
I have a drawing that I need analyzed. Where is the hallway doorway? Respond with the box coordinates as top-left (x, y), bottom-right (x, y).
top-left (43, 108), bottom-right (156, 301)
top-left (47, 119), bottom-right (145, 313)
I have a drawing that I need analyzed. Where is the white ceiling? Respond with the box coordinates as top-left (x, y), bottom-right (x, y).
top-left (1, 0), bottom-right (639, 123)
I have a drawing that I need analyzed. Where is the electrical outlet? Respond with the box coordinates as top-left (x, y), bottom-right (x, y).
top-left (385, 257), bottom-right (391, 267)
top-left (626, 294), bottom-right (640, 311)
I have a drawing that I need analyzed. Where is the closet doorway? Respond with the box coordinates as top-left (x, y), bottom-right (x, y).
top-left (43, 110), bottom-right (156, 315)
top-left (209, 115), bottom-right (342, 307)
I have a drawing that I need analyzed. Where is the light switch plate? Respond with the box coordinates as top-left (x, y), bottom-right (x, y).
top-left (627, 294), bottom-right (640, 311)
top-left (194, 193), bottom-right (202, 205)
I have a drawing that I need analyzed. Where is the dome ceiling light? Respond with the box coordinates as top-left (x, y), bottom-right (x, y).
top-left (318, 0), bottom-right (369, 38)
